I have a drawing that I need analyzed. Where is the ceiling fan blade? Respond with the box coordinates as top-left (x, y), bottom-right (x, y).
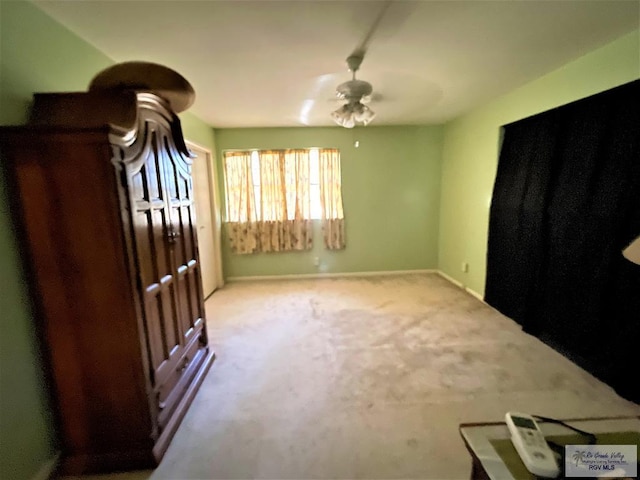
top-left (350, 1), bottom-right (392, 59)
top-left (348, 0), bottom-right (416, 60)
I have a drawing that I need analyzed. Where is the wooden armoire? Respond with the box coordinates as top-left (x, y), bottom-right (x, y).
top-left (0, 88), bottom-right (215, 473)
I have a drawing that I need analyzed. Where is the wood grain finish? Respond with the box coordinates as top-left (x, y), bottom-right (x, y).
top-left (0, 91), bottom-right (214, 474)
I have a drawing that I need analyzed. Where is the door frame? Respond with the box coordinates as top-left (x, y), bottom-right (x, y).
top-left (186, 140), bottom-right (224, 292)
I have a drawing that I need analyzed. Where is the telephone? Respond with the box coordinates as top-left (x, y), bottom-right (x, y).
top-left (505, 412), bottom-right (561, 478)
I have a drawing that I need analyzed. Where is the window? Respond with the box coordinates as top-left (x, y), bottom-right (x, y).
top-left (309, 149), bottom-right (321, 220)
top-left (223, 147), bottom-right (345, 253)
top-left (224, 148), bottom-right (335, 222)
top-left (247, 150), bottom-right (322, 220)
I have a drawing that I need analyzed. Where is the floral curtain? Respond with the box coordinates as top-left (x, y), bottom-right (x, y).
top-left (319, 148), bottom-right (346, 249)
top-left (256, 150), bottom-right (312, 252)
top-left (224, 151), bottom-right (258, 254)
top-left (223, 150), bottom-right (313, 254)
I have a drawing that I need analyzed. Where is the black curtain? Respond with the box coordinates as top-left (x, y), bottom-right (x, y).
top-left (485, 80), bottom-right (640, 403)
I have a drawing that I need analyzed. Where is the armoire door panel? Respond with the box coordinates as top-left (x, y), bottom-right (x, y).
top-left (144, 153), bottom-right (163, 201)
top-left (189, 270), bottom-right (203, 324)
top-left (130, 147), bottom-right (185, 390)
top-left (157, 277), bottom-right (180, 356)
top-left (179, 204), bottom-right (198, 262)
top-left (143, 297), bottom-right (182, 388)
top-left (134, 209), bottom-right (167, 289)
top-left (176, 267), bottom-right (197, 341)
top-left (162, 147), bottom-right (181, 199)
top-left (133, 208), bottom-right (169, 378)
top-left (162, 149), bottom-right (206, 346)
top-left (175, 209), bottom-right (205, 336)
top-left (151, 209), bottom-right (171, 279)
top-left (143, 293), bottom-right (167, 376)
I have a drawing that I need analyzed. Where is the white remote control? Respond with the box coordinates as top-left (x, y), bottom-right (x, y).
top-left (505, 412), bottom-right (560, 478)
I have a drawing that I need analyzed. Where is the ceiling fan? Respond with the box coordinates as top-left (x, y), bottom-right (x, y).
top-left (308, 1), bottom-right (417, 128)
top-left (330, 52), bottom-right (377, 128)
top-left (329, 1), bottom-right (400, 129)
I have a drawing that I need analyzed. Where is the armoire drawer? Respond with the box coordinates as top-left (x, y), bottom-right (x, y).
top-left (156, 331), bottom-right (207, 428)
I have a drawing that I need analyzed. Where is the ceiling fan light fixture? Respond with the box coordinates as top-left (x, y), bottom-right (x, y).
top-left (343, 116), bottom-right (356, 129)
top-left (330, 104), bottom-right (350, 127)
top-left (353, 103), bottom-right (375, 125)
top-left (331, 102), bottom-right (376, 128)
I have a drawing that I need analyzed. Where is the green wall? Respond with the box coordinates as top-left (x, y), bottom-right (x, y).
top-left (1, 1), bottom-right (636, 476)
top-left (215, 126), bottom-right (443, 278)
top-left (0, 2), bottom-right (215, 478)
top-left (181, 111), bottom-right (218, 156)
top-left (438, 29), bottom-right (640, 296)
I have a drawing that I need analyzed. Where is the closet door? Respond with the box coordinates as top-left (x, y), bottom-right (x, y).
top-left (127, 130), bottom-right (185, 413)
top-left (189, 141), bottom-right (223, 297)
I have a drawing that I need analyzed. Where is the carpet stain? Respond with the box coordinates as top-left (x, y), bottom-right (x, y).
top-left (407, 438), bottom-right (419, 448)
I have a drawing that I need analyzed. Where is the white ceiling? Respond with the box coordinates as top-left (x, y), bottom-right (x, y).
top-left (34, 0), bottom-right (639, 128)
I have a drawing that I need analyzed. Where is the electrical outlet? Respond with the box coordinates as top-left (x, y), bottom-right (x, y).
top-left (313, 256), bottom-right (320, 267)
top-left (462, 262), bottom-right (469, 273)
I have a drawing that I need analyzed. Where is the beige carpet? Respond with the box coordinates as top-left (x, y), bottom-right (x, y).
top-left (64, 273), bottom-right (639, 480)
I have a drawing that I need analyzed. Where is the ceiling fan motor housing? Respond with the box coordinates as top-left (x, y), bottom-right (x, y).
top-left (336, 79), bottom-right (373, 102)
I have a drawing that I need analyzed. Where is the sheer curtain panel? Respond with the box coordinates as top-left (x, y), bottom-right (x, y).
top-left (224, 151), bottom-right (258, 254)
top-left (256, 150), bottom-right (312, 252)
top-left (319, 148), bottom-right (346, 249)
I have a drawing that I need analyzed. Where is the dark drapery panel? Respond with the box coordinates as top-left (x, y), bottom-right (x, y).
top-left (485, 113), bottom-right (558, 324)
top-left (486, 80), bottom-right (640, 403)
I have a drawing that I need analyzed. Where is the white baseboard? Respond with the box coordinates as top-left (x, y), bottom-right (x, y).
top-left (227, 269), bottom-right (436, 282)
top-left (225, 269), bottom-right (486, 302)
top-left (436, 270), bottom-right (463, 288)
top-left (436, 270), bottom-right (485, 303)
top-left (464, 287), bottom-right (484, 302)
top-left (31, 452), bottom-right (60, 480)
